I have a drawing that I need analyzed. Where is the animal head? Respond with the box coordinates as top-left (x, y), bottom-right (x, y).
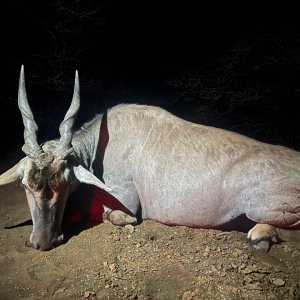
top-left (0, 66), bottom-right (111, 250)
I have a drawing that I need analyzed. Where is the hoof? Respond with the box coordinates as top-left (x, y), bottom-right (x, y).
top-left (104, 210), bottom-right (137, 226)
top-left (247, 237), bottom-right (272, 252)
top-left (247, 224), bottom-right (279, 252)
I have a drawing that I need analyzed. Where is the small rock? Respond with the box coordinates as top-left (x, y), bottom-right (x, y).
top-left (149, 235), bottom-right (156, 241)
top-left (103, 261), bottom-right (108, 267)
top-left (243, 275), bottom-right (253, 284)
top-left (272, 278), bottom-right (285, 287)
top-left (248, 265), bottom-right (258, 272)
top-left (136, 243), bottom-right (141, 248)
top-left (241, 267), bottom-right (253, 274)
top-left (219, 271), bottom-right (226, 277)
top-left (231, 263), bottom-right (238, 269)
top-left (203, 246), bottom-right (210, 257)
top-left (109, 263), bottom-right (116, 271)
top-left (182, 291), bottom-right (194, 300)
top-left (243, 283), bottom-right (262, 290)
top-left (125, 224), bottom-right (135, 234)
top-left (83, 291), bottom-right (96, 298)
top-left (54, 287), bottom-right (65, 294)
top-left (232, 248), bottom-right (243, 257)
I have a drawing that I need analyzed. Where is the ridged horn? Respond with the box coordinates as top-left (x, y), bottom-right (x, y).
top-left (55, 70), bottom-right (80, 159)
top-left (18, 65), bottom-right (43, 158)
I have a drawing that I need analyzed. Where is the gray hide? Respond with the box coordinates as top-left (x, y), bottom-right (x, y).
top-left (1, 67), bottom-right (300, 251)
top-left (101, 105), bottom-right (300, 228)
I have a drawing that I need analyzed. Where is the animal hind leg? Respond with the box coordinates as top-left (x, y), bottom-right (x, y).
top-left (247, 223), bottom-right (300, 251)
top-left (246, 201), bottom-right (300, 251)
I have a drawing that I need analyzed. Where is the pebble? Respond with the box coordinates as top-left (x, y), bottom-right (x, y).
top-left (243, 283), bottom-right (262, 291)
top-left (182, 291), bottom-right (194, 300)
top-left (231, 263), bottom-right (238, 269)
top-left (54, 287), bottom-right (65, 294)
top-left (149, 235), bottom-right (156, 241)
top-left (232, 248), bottom-right (243, 257)
top-left (203, 246), bottom-right (210, 257)
top-left (241, 267), bottom-right (253, 274)
top-left (272, 278), bottom-right (285, 287)
top-left (125, 224), bottom-right (135, 234)
top-left (84, 291), bottom-right (95, 298)
top-left (109, 263), bottom-right (116, 271)
top-left (243, 276), bottom-right (253, 284)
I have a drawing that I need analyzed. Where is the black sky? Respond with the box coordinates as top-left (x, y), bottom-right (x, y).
top-left (0, 1), bottom-right (300, 155)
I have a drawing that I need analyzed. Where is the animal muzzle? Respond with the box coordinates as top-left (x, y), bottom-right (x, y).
top-left (25, 232), bottom-right (65, 251)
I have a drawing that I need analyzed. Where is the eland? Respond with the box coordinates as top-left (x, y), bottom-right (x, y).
top-left (1, 66), bottom-right (300, 251)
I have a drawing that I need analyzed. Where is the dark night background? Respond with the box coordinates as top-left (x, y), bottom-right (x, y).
top-left (0, 1), bottom-right (300, 158)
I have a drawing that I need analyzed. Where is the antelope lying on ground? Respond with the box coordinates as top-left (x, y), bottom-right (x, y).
top-left (1, 66), bottom-right (300, 251)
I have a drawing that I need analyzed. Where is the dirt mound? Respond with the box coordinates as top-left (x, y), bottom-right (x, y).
top-left (0, 182), bottom-right (300, 300)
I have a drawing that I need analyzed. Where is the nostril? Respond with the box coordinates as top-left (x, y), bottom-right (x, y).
top-left (25, 240), bottom-right (34, 248)
top-left (25, 240), bottom-right (42, 250)
top-left (26, 234), bottom-right (64, 251)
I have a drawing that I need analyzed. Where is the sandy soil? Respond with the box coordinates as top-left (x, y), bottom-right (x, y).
top-left (0, 157), bottom-right (300, 300)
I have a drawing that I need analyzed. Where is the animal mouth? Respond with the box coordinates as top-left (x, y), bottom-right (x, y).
top-left (25, 234), bottom-right (65, 251)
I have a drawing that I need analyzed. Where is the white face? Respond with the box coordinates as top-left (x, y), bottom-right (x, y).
top-left (21, 158), bottom-right (73, 250)
top-left (0, 145), bottom-right (112, 251)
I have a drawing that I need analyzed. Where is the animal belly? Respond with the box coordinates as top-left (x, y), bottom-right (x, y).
top-left (141, 196), bottom-right (239, 229)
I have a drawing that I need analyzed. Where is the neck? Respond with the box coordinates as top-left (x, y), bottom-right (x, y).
top-left (71, 114), bottom-right (105, 173)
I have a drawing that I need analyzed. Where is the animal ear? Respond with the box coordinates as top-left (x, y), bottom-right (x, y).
top-left (0, 158), bottom-right (26, 186)
top-left (73, 165), bottom-right (112, 192)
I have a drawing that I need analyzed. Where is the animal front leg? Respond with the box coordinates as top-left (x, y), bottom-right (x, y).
top-left (103, 209), bottom-right (137, 226)
top-left (247, 224), bottom-right (300, 252)
top-left (99, 178), bottom-right (140, 226)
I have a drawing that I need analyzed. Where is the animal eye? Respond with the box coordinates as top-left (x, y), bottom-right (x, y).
top-left (49, 172), bottom-right (66, 190)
